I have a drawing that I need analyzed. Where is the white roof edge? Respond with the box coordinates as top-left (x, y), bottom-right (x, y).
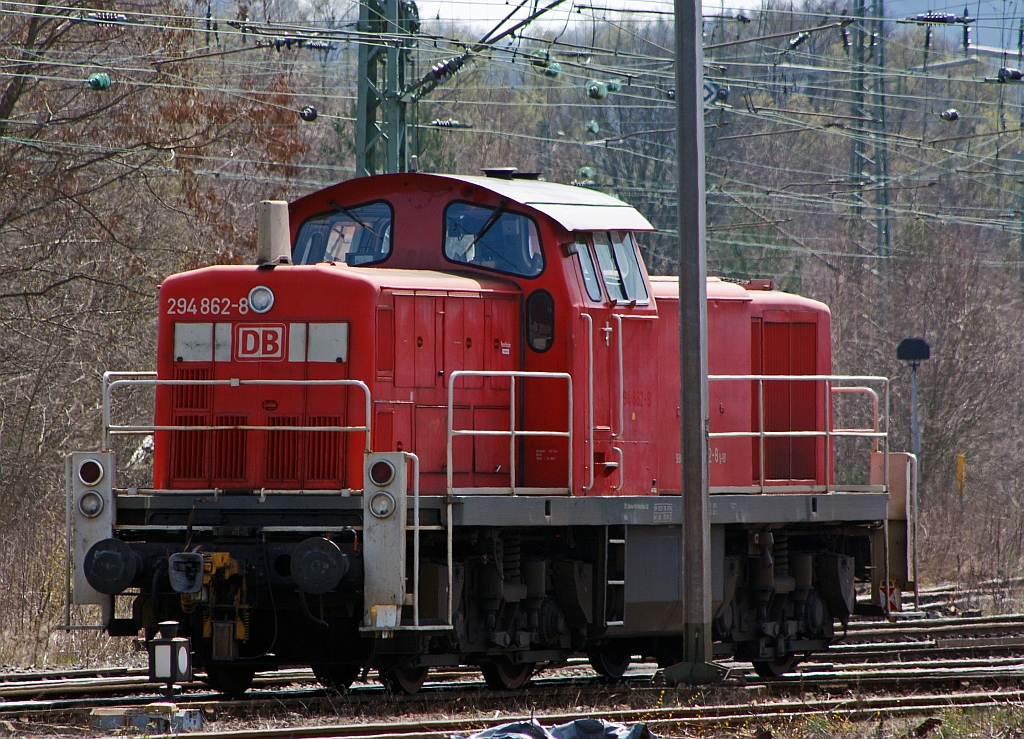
top-left (444, 174), bottom-right (656, 232)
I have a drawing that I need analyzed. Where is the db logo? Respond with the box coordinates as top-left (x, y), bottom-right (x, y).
top-left (235, 324), bottom-right (285, 361)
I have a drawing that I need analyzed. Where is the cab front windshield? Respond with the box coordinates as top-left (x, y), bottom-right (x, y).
top-left (444, 202), bottom-right (543, 277)
top-left (293, 201), bottom-right (392, 266)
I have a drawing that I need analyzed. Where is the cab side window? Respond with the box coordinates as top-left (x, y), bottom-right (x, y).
top-left (575, 237), bottom-right (604, 302)
top-left (526, 290), bottom-right (554, 352)
top-left (593, 231), bottom-right (649, 303)
top-left (593, 233), bottom-right (625, 302)
top-left (444, 202), bottom-right (544, 278)
top-left (293, 201), bottom-right (393, 266)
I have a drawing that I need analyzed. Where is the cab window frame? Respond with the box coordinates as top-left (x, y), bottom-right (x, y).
top-left (443, 200), bottom-right (546, 279)
top-left (292, 199), bottom-right (395, 267)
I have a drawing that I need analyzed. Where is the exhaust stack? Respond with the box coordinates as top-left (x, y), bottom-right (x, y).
top-left (257, 200), bottom-right (291, 264)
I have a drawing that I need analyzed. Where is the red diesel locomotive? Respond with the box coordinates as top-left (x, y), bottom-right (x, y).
top-left (67, 171), bottom-right (914, 696)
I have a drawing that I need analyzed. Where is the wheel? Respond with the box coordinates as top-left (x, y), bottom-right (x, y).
top-left (312, 663), bottom-right (361, 690)
top-left (752, 655), bottom-right (796, 679)
top-left (587, 649), bottom-right (631, 680)
top-left (379, 666), bottom-right (428, 694)
top-left (480, 658), bottom-right (533, 690)
top-left (204, 664), bottom-right (256, 698)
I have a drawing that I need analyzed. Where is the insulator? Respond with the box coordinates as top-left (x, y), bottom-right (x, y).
top-left (425, 55), bottom-right (467, 84)
top-left (586, 80), bottom-right (608, 100)
top-left (999, 67), bottom-right (1023, 82)
top-left (940, 108), bottom-right (959, 121)
top-left (429, 118), bottom-right (472, 128)
top-left (541, 62), bottom-right (561, 78)
top-left (83, 11), bottom-right (129, 25)
top-left (585, 119), bottom-right (600, 134)
top-left (788, 31), bottom-right (810, 50)
top-left (299, 105), bottom-right (318, 122)
top-left (306, 40), bottom-right (334, 51)
top-left (909, 11), bottom-right (957, 23)
top-left (87, 72), bottom-right (110, 91)
top-left (530, 50), bottom-right (551, 68)
top-left (606, 78), bottom-right (622, 93)
top-left (841, 26), bottom-right (850, 54)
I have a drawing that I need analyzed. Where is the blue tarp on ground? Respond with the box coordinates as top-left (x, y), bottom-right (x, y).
top-left (458, 719), bottom-right (656, 739)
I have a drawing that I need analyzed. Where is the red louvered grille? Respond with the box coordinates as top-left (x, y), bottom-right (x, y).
top-left (212, 414), bottom-right (247, 481)
top-left (170, 415), bottom-right (207, 480)
top-left (172, 368), bottom-right (210, 409)
top-left (306, 416), bottom-right (342, 482)
top-left (267, 417), bottom-right (299, 482)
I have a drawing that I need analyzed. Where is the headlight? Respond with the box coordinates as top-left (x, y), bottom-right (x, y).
top-left (369, 491), bottom-right (396, 518)
top-left (248, 285), bottom-right (274, 314)
top-left (79, 491), bottom-right (104, 518)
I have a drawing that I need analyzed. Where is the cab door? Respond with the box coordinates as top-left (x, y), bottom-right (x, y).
top-left (593, 232), bottom-right (657, 495)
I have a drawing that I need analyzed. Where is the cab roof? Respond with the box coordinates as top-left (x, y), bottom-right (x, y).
top-left (444, 175), bottom-right (656, 233)
top-left (292, 173), bottom-right (656, 234)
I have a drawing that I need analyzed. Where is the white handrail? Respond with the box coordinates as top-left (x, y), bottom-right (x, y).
top-left (102, 372), bottom-right (372, 452)
top-left (708, 373), bottom-right (889, 495)
top-left (612, 314), bottom-right (623, 439)
top-left (446, 370), bottom-right (573, 496)
top-left (581, 314), bottom-right (595, 492)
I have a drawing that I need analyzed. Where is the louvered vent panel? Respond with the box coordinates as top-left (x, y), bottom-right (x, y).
top-left (307, 416), bottom-right (341, 482)
top-left (267, 416), bottom-right (300, 483)
top-left (213, 414), bottom-right (247, 481)
top-left (172, 368), bottom-right (210, 410)
top-left (170, 415), bottom-right (207, 480)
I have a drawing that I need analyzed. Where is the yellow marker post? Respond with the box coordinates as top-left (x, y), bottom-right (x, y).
top-left (956, 453), bottom-right (965, 496)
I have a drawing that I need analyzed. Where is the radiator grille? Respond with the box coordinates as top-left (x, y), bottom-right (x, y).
top-left (172, 368), bottom-right (210, 409)
top-left (306, 416), bottom-right (342, 482)
top-left (170, 415), bottom-right (207, 480)
top-left (212, 414), bottom-right (247, 481)
top-left (266, 416), bottom-right (299, 482)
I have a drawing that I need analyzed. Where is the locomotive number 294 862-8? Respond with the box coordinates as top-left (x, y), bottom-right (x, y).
top-left (166, 297), bottom-right (250, 316)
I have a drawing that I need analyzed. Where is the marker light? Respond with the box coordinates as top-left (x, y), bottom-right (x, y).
top-left (78, 459), bottom-right (104, 486)
top-left (248, 286), bottom-right (275, 314)
top-left (369, 460), bottom-right (396, 486)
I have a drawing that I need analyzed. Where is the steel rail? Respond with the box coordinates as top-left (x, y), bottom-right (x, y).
top-left (130, 689), bottom-right (1024, 739)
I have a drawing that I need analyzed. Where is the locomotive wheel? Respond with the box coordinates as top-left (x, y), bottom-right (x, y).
top-left (587, 649), bottom-right (631, 680)
top-left (481, 658), bottom-right (533, 690)
top-left (379, 666), bottom-right (428, 694)
top-left (205, 664), bottom-right (256, 698)
top-left (312, 663), bottom-right (361, 691)
top-left (752, 655), bottom-right (796, 679)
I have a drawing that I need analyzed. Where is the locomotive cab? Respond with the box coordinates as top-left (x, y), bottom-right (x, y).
top-left (66, 172), bottom-right (915, 695)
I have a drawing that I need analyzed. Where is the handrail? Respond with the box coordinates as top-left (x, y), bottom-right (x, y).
top-left (581, 314), bottom-right (595, 492)
top-left (102, 372), bottom-right (372, 452)
top-left (446, 370), bottom-right (573, 496)
top-left (611, 314), bottom-right (623, 439)
top-left (708, 373), bottom-right (889, 495)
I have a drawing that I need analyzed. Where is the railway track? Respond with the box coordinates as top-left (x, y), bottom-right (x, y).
top-left (7, 613), bottom-right (1024, 729)
top-left (78, 688), bottom-right (1024, 739)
